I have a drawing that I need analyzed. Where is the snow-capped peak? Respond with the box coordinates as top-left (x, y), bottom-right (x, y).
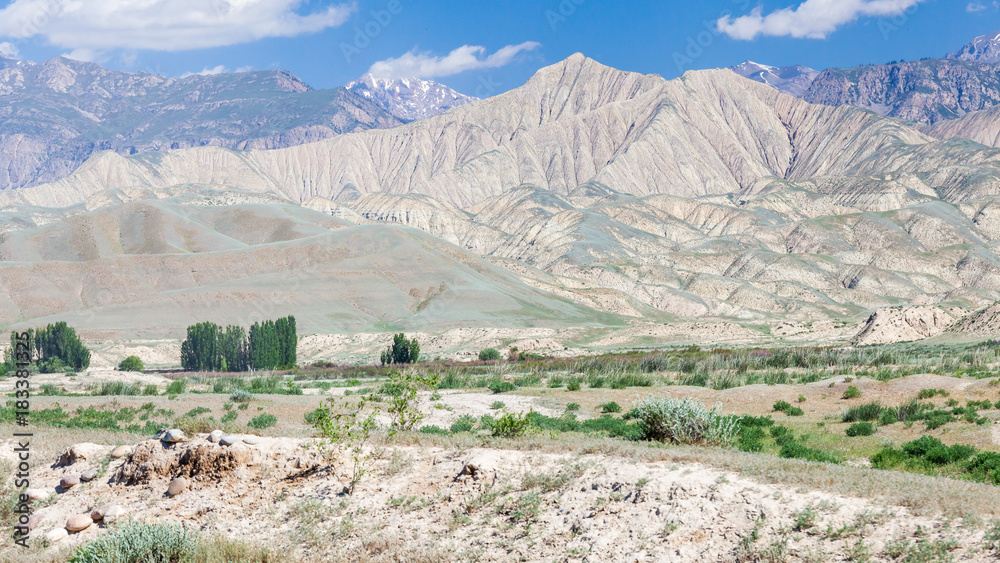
top-left (728, 61), bottom-right (819, 98)
top-left (345, 73), bottom-right (477, 122)
top-left (947, 30), bottom-right (1000, 63)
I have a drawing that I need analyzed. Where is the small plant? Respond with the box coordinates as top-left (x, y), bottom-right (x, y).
top-left (478, 348), bottom-right (501, 361)
top-left (631, 396), bottom-right (739, 447)
top-left (248, 414), bottom-right (277, 430)
top-left (773, 400), bottom-right (804, 416)
top-left (117, 355), bottom-right (145, 372)
top-left (488, 380), bottom-right (517, 394)
top-left (601, 401), bottom-right (622, 413)
top-left (450, 414), bottom-right (476, 433)
top-left (792, 506), bottom-right (817, 531)
top-left (166, 379), bottom-right (187, 395)
top-left (917, 388), bottom-right (949, 399)
top-left (230, 389), bottom-right (253, 403)
top-left (797, 395), bottom-right (807, 403)
top-left (68, 521), bottom-right (196, 563)
top-left (142, 384), bottom-right (159, 396)
top-left (842, 386), bottom-right (861, 400)
top-left (565, 402), bottom-right (581, 411)
top-left (221, 411), bottom-right (237, 423)
top-left (490, 400), bottom-right (506, 410)
top-left (486, 410), bottom-right (534, 438)
top-left (845, 422), bottom-right (875, 437)
top-left (567, 379), bottom-right (581, 391)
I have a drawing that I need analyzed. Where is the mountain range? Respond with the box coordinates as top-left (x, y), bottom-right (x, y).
top-left (5, 52), bottom-right (1000, 346)
top-left (345, 74), bottom-right (477, 122)
top-left (728, 61), bottom-right (818, 97)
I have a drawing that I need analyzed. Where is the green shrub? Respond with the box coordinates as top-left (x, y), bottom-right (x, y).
top-left (902, 436), bottom-right (945, 458)
top-left (488, 380), bottom-right (517, 394)
top-left (878, 408), bottom-right (897, 426)
top-left (565, 402), bottom-right (580, 411)
top-left (773, 400), bottom-right (803, 416)
top-left (601, 401), bottom-right (622, 413)
top-left (797, 395), bottom-right (806, 403)
top-left (490, 400), bottom-right (505, 410)
top-left (871, 447), bottom-right (908, 470)
top-left (118, 356), bottom-right (145, 372)
top-left (842, 386), bottom-right (861, 399)
top-left (92, 381), bottom-right (141, 396)
top-left (845, 422), bottom-right (875, 437)
top-left (478, 348), bottom-right (501, 361)
top-left (221, 411), bottom-right (237, 423)
top-left (737, 426), bottom-right (766, 453)
top-left (842, 402), bottom-right (883, 423)
top-left (229, 389), bottom-right (252, 403)
top-left (567, 379), bottom-right (581, 391)
top-left (779, 442), bottom-right (838, 463)
top-left (380, 333), bottom-right (420, 365)
top-left (166, 379), bottom-right (187, 395)
top-left (630, 396), bottom-right (739, 447)
top-left (917, 388), bottom-right (948, 399)
top-left (247, 414), bottom-right (277, 430)
top-left (68, 521), bottom-right (197, 563)
top-left (419, 425), bottom-right (448, 435)
top-left (450, 414), bottom-right (476, 433)
top-left (142, 384), bottom-right (159, 396)
top-left (486, 410), bottom-right (534, 438)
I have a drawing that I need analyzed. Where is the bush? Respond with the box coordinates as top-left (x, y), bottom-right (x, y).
top-left (773, 400), bottom-right (803, 416)
top-left (878, 408), bottom-right (897, 426)
top-left (917, 388), bottom-right (949, 399)
top-left (630, 396), bottom-right (739, 447)
top-left (842, 386), bottom-right (861, 399)
top-left (565, 402), bottom-right (580, 411)
top-left (845, 422), bottom-right (875, 437)
top-left (247, 414), bottom-right (277, 430)
top-left (92, 381), bottom-right (141, 396)
top-left (142, 384), bottom-right (159, 396)
top-left (737, 426), bottom-right (766, 453)
top-left (419, 425), bottom-right (448, 435)
top-left (567, 379), bottom-right (581, 391)
top-left (490, 400), bottom-right (505, 410)
top-left (779, 442), bottom-right (838, 463)
top-left (166, 379), bottom-right (187, 395)
top-left (842, 402), bottom-right (883, 423)
top-left (486, 410), bottom-right (534, 438)
top-left (902, 436), bottom-right (945, 458)
top-left (229, 389), bottom-right (252, 403)
top-left (68, 521), bottom-right (197, 563)
top-left (118, 356), bottom-right (145, 372)
top-left (488, 380), bottom-right (517, 394)
top-left (450, 414), bottom-right (476, 433)
top-left (871, 447), bottom-right (908, 470)
top-left (601, 401), bottom-right (622, 413)
top-left (478, 348), bottom-right (501, 361)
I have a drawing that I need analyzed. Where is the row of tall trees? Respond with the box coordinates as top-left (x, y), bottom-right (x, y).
top-left (180, 316), bottom-right (296, 372)
top-left (1, 322), bottom-right (91, 374)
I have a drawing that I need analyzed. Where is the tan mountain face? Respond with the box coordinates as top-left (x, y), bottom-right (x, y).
top-left (4, 54), bottom-right (1000, 344)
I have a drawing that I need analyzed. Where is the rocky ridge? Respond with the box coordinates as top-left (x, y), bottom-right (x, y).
top-left (345, 73), bottom-right (477, 121)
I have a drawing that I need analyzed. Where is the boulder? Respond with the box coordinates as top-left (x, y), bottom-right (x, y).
top-left (26, 488), bottom-right (49, 501)
top-left (66, 514), bottom-right (92, 532)
top-left (208, 430), bottom-right (224, 443)
top-left (166, 477), bottom-right (187, 497)
top-left (242, 436), bottom-right (261, 445)
top-left (219, 435), bottom-right (240, 446)
top-left (27, 513), bottom-right (44, 530)
top-left (90, 504), bottom-right (116, 521)
top-left (111, 445), bottom-right (132, 459)
top-left (103, 505), bottom-right (126, 523)
top-left (80, 468), bottom-right (99, 482)
top-left (45, 528), bottom-right (68, 543)
top-left (162, 429), bottom-right (186, 443)
top-left (59, 475), bottom-right (80, 489)
top-left (57, 443), bottom-right (105, 466)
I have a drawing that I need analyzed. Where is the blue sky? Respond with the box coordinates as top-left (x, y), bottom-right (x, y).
top-left (0, 0), bottom-right (995, 95)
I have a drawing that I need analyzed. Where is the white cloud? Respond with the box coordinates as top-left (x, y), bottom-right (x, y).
top-left (62, 48), bottom-right (102, 63)
top-left (717, 0), bottom-right (926, 40)
top-left (368, 42), bottom-right (541, 79)
top-left (0, 0), bottom-right (355, 52)
top-left (180, 65), bottom-right (228, 78)
top-left (0, 41), bottom-right (18, 58)
top-left (968, 2), bottom-right (987, 11)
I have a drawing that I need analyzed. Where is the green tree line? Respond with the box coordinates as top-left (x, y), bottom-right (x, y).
top-left (180, 316), bottom-right (296, 372)
top-left (1, 322), bottom-right (91, 375)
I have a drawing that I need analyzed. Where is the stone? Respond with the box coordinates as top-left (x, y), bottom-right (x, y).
top-left (153, 429), bottom-right (168, 440)
top-left (90, 503), bottom-right (116, 521)
top-left (242, 436), bottom-right (261, 445)
top-left (45, 528), bottom-right (68, 543)
top-left (60, 475), bottom-right (80, 489)
top-left (220, 435), bottom-right (240, 446)
top-left (111, 445), bottom-right (132, 459)
top-left (66, 514), bottom-right (92, 532)
top-left (103, 505), bottom-right (126, 523)
top-left (80, 468), bottom-right (99, 482)
top-left (166, 477), bottom-right (187, 497)
top-left (26, 488), bottom-right (49, 501)
top-left (27, 513), bottom-right (44, 530)
top-left (57, 443), bottom-right (104, 466)
top-left (162, 429), bottom-right (186, 443)
top-left (208, 430), bottom-right (224, 443)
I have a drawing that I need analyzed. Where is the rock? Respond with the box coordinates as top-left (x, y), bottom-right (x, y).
top-left (111, 445), bottom-right (132, 459)
top-left (60, 475), bottom-right (80, 489)
top-left (242, 436), bottom-right (261, 445)
top-left (162, 429), bottom-right (186, 443)
top-left (66, 514), bottom-right (92, 532)
top-left (208, 430), bottom-right (224, 443)
top-left (26, 488), bottom-right (49, 501)
top-left (166, 477), bottom-right (187, 497)
top-left (103, 505), bottom-right (126, 523)
top-left (57, 443), bottom-right (105, 466)
top-left (220, 435), bottom-right (240, 446)
top-left (90, 504), bottom-right (116, 521)
top-left (45, 528), bottom-right (68, 543)
top-left (27, 513), bottom-right (44, 530)
top-left (80, 468), bottom-right (99, 482)
top-left (153, 429), bottom-right (168, 440)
